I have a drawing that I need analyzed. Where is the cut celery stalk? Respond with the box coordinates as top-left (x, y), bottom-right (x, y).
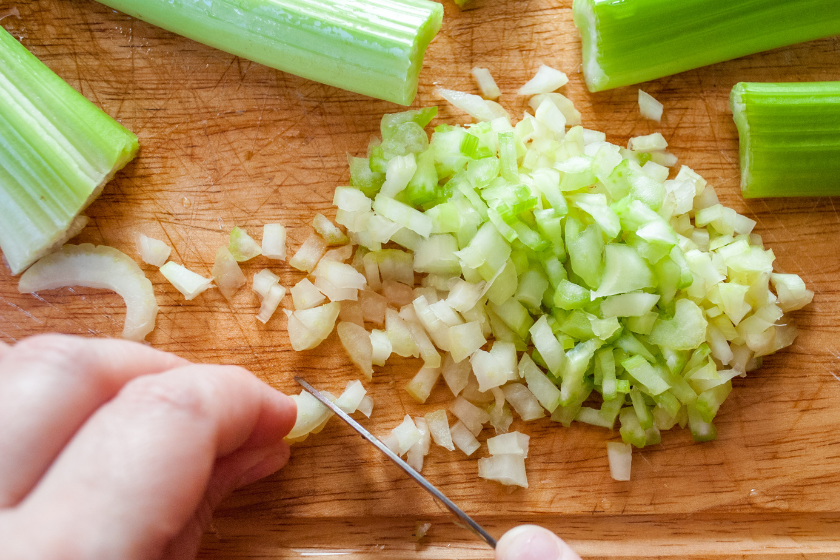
top-left (95, 0), bottom-right (442, 106)
top-left (572, 0), bottom-right (840, 92)
top-left (0, 28), bottom-right (138, 274)
top-left (731, 82), bottom-right (840, 198)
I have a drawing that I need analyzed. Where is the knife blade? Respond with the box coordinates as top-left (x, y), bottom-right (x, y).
top-left (294, 376), bottom-right (497, 549)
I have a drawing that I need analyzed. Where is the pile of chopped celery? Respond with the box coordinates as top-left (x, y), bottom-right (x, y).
top-left (275, 69), bottom-right (811, 484)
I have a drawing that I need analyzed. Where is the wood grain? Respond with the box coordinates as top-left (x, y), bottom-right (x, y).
top-left (2, 1), bottom-right (840, 558)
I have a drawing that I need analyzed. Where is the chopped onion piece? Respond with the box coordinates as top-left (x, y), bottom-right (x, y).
top-left (441, 352), bottom-right (471, 397)
top-left (287, 302), bottom-right (340, 351)
top-left (446, 279), bottom-right (486, 313)
top-left (136, 234), bottom-right (171, 267)
top-left (528, 93), bottom-right (581, 126)
top-left (518, 64), bottom-right (569, 95)
top-left (334, 187), bottom-right (372, 212)
top-left (449, 396), bottom-right (490, 437)
top-left (370, 329), bottom-right (393, 366)
top-left (489, 341), bottom-right (517, 381)
top-left (628, 132), bottom-right (667, 152)
top-left (390, 415), bottom-right (422, 456)
top-left (18, 244), bottom-right (158, 342)
top-left (253, 269), bottom-right (281, 300)
top-left (315, 275), bottom-right (359, 302)
top-left (502, 383), bottom-right (546, 421)
top-left (229, 227), bottom-right (262, 262)
top-left (357, 395), bottom-right (374, 418)
top-left (289, 233), bottom-right (328, 272)
top-left (380, 154), bottom-right (418, 199)
top-left (450, 421), bottom-right (481, 456)
top-left (386, 308), bottom-right (419, 358)
top-left (471, 67), bottom-right (501, 100)
top-left (160, 262), bottom-right (213, 301)
top-left (337, 321), bottom-right (374, 379)
top-left (262, 223), bottom-right (287, 260)
top-left (449, 322), bottom-right (487, 363)
top-left (406, 366), bottom-right (441, 403)
top-left (470, 349), bottom-right (508, 393)
top-left (286, 391), bottom-right (333, 441)
top-left (520, 354), bottom-right (561, 413)
top-left (477, 454), bottom-right (528, 488)
top-left (406, 417), bottom-right (431, 472)
top-left (414, 522), bottom-right (431, 541)
top-left (212, 246), bottom-right (246, 299)
top-left (638, 89), bottom-right (663, 122)
top-left (257, 284), bottom-right (286, 324)
top-left (291, 278), bottom-right (327, 310)
top-left (313, 258), bottom-right (367, 290)
top-left (340, 300), bottom-right (365, 327)
top-left (487, 432), bottom-right (530, 458)
top-left (425, 409), bottom-right (455, 451)
top-left (313, 214), bottom-right (349, 245)
top-left (436, 88), bottom-right (498, 122)
top-left (383, 280), bottom-right (415, 307)
top-left (335, 380), bottom-right (367, 414)
top-left (360, 290), bottom-right (387, 326)
top-left (322, 244), bottom-right (353, 263)
top-left (607, 442), bottom-right (632, 481)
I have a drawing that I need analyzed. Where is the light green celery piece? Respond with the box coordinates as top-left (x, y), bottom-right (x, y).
top-left (94, 0), bottom-right (443, 106)
top-left (731, 82), bottom-right (840, 198)
top-left (572, 0), bottom-right (840, 92)
top-left (0, 28), bottom-right (138, 275)
top-left (649, 298), bottom-right (708, 351)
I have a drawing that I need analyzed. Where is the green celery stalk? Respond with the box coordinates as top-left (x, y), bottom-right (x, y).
top-left (95, 0), bottom-right (443, 106)
top-left (572, 0), bottom-right (840, 92)
top-left (0, 28), bottom-right (138, 275)
top-left (731, 82), bottom-right (840, 198)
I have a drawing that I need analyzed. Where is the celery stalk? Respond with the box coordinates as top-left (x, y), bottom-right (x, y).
top-left (731, 82), bottom-right (840, 198)
top-left (94, 0), bottom-right (443, 106)
top-left (0, 28), bottom-right (138, 275)
top-left (572, 0), bottom-right (840, 92)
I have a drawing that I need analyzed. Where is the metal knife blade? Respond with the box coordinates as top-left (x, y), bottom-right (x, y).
top-left (294, 376), bottom-right (497, 549)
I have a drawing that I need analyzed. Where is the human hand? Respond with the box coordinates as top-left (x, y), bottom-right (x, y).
top-left (0, 334), bottom-right (296, 560)
top-left (496, 525), bottom-right (582, 560)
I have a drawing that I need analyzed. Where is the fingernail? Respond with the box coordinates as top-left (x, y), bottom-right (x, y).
top-left (236, 444), bottom-right (290, 488)
top-left (497, 525), bottom-right (577, 560)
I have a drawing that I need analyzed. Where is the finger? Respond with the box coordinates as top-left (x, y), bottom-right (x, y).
top-left (0, 334), bottom-right (188, 507)
top-left (496, 525), bottom-right (582, 560)
top-left (160, 442), bottom-right (290, 560)
top-left (20, 364), bottom-right (296, 560)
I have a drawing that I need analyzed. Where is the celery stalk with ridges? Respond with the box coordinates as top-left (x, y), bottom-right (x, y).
top-left (0, 27), bottom-right (138, 275)
top-left (731, 82), bottom-right (840, 198)
top-left (572, 0), bottom-right (840, 92)
top-left (93, 0), bottom-right (443, 106)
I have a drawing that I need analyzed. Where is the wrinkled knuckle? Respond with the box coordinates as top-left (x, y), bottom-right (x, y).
top-left (121, 373), bottom-right (210, 421)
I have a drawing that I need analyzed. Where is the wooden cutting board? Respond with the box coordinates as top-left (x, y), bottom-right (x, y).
top-left (2, 1), bottom-right (840, 558)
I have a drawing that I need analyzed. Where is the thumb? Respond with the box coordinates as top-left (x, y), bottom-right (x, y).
top-left (495, 525), bottom-right (582, 560)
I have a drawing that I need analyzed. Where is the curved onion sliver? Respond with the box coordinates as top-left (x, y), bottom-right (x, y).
top-left (18, 244), bottom-right (158, 342)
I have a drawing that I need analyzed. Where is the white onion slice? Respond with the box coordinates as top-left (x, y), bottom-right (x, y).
top-left (291, 278), bottom-right (326, 310)
top-left (518, 64), bottom-right (568, 95)
top-left (638, 89), bottom-right (663, 122)
top-left (335, 379), bottom-right (367, 414)
top-left (406, 365), bottom-right (441, 403)
top-left (436, 88), bottom-right (498, 122)
top-left (390, 415), bottom-right (422, 456)
top-left (449, 396), bottom-right (490, 437)
top-left (450, 420), bottom-right (480, 456)
top-left (229, 227), bottom-right (262, 262)
top-left (425, 409), bottom-right (455, 451)
top-left (360, 290), bottom-right (387, 326)
top-left (287, 302), bottom-right (340, 351)
top-left (441, 352), bottom-right (471, 397)
top-left (136, 234), bottom-right (171, 267)
top-left (477, 454), bottom-right (528, 488)
top-left (262, 223), bottom-right (287, 260)
top-left (160, 262), bottom-right (213, 301)
top-left (471, 67), bottom-right (501, 100)
top-left (487, 432), bottom-right (530, 457)
top-left (528, 93), bottom-right (581, 126)
top-left (606, 442), bottom-right (632, 481)
top-left (313, 213), bottom-right (349, 245)
top-left (337, 321), bottom-right (374, 379)
top-left (385, 308), bottom-right (419, 358)
top-left (212, 247), bottom-right (246, 299)
top-left (370, 329), bottom-right (393, 366)
top-left (257, 284), bottom-right (286, 324)
top-left (18, 244), bottom-right (158, 342)
top-left (253, 269), bottom-right (280, 300)
top-left (406, 417), bottom-right (431, 472)
top-left (289, 233), bottom-right (327, 272)
top-left (357, 395), bottom-right (374, 418)
top-left (502, 383), bottom-right (546, 421)
top-left (628, 132), bottom-right (668, 152)
top-left (286, 391), bottom-right (333, 441)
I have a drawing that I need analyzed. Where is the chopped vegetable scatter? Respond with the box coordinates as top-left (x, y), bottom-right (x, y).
top-left (280, 73), bottom-right (812, 486)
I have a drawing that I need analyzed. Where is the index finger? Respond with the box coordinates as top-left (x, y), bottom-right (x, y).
top-left (0, 334), bottom-right (189, 506)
